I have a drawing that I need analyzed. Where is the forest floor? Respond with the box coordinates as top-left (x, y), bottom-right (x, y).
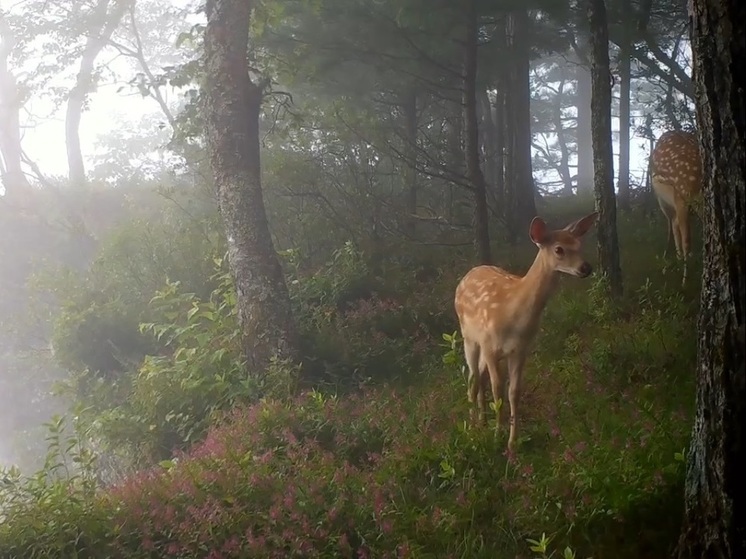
top-left (0, 201), bottom-right (700, 559)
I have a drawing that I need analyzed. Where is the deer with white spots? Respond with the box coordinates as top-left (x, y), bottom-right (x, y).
top-left (454, 213), bottom-right (598, 452)
top-left (650, 130), bottom-right (703, 285)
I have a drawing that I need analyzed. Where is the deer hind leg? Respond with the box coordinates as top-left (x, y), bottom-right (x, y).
top-left (484, 354), bottom-right (507, 431)
top-left (676, 202), bottom-right (692, 285)
top-left (464, 339), bottom-right (483, 423)
top-left (656, 194), bottom-right (676, 258)
top-left (507, 353), bottom-right (527, 452)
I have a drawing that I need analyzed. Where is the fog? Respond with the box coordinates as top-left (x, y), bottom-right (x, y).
top-left (0, 0), bottom-right (691, 474)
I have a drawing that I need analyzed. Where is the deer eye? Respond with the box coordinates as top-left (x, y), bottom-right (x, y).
top-left (554, 246), bottom-right (565, 257)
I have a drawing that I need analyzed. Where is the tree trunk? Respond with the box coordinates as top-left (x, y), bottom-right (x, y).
top-left (65, 0), bottom-right (127, 187)
top-left (576, 45), bottom-right (594, 195)
top-left (587, 0), bottom-right (623, 298)
top-left (507, 10), bottom-right (537, 228)
top-left (492, 15), bottom-right (507, 213)
top-left (553, 70), bottom-right (574, 194)
top-left (204, 0), bottom-right (298, 372)
top-left (446, 108), bottom-right (462, 222)
top-left (493, 84), bottom-right (506, 210)
top-left (403, 87), bottom-right (418, 238)
top-left (463, 0), bottom-right (491, 264)
top-left (676, 0), bottom-right (746, 556)
top-left (616, 15), bottom-right (632, 210)
top-left (0, 18), bottom-right (29, 200)
top-left (478, 88), bottom-right (496, 191)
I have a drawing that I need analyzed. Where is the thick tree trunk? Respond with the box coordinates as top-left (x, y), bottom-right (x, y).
top-left (65, 0), bottom-right (127, 187)
top-left (204, 0), bottom-right (298, 372)
top-left (587, 0), bottom-right (623, 297)
top-left (676, 0), bottom-right (746, 556)
top-left (576, 46), bottom-right (594, 195)
top-left (617, 20), bottom-right (632, 210)
top-left (463, 0), bottom-right (491, 264)
top-left (508, 10), bottom-right (537, 227)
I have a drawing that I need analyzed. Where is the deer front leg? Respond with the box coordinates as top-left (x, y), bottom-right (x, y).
top-left (507, 353), bottom-right (527, 452)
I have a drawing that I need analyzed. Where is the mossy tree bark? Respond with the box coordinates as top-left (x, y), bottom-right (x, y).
top-left (204, 0), bottom-right (298, 373)
top-left (675, 0), bottom-right (745, 556)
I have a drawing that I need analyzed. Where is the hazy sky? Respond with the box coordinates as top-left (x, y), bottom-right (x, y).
top-left (7, 0), bottom-right (655, 189)
top-left (18, 87), bottom-right (653, 187)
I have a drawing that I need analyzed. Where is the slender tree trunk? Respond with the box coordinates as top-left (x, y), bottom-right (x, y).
top-left (576, 45), bottom-right (594, 195)
top-left (479, 88), bottom-right (496, 190)
top-left (65, 0), bottom-right (127, 187)
top-left (587, 0), bottom-right (623, 297)
top-left (464, 0), bottom-right (491, 264)
top-left (504, 64), bottom-right (516, 240)
top-left (617, 20), bottom-right (632, 210)
top-left (493, 85), bottom-right (506, 210)
top-left (492, 15), bottom-right (507, 213)
top-left (204, 0), bottom-right (298, 372)
top-left (0, 18), bottom-right (29, 200)
top-left (508, 10), bottom-right (537, 227)
top-left (553, 71), bottom-right (574, 194)
top-left (446, 108), bottom-right (462, 222)
top-left (123, 3), bottom-right (176, 129)
top-left (676, 0), bottom-right (746, 556)
top-left (403, 87), bottom-right (418, 238)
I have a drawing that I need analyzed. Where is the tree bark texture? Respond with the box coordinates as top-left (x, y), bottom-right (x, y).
top-left (506, 10), bottom-right (537, 232)
top-left (65, 0), bottom-right (127, 187)
top-left (463, 0), bottom-right (491, 265)
top-left (617, 12), bottom-right (632, 211)
top-left (204, 0), bottom-right (298, 373)
top-left (587, 0), bottom-right (623, 297)
top-left (676, 0), bottom-right (746, 556)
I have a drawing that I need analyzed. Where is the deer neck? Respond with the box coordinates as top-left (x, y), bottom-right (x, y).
top-left (517, 250), bottom-right (560, 318)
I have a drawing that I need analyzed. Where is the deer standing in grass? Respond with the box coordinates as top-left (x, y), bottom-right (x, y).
top-left (650, 130), bottom-right (702, 285)
top-left (454, 213), bottom-right (598, 452)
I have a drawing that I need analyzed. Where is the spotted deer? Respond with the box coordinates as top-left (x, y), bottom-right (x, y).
top-left (650, 130), bottom-right (702, 284)
top-left (454, 212), bottom-right (598, 452)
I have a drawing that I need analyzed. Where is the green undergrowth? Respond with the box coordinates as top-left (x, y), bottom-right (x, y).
top-left (0, 210), bottom-right (699, 559)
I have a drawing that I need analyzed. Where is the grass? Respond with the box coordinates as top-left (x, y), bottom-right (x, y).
top-left (0, 206), bottom-right (700, 559)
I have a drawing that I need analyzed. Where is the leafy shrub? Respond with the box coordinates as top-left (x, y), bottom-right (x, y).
top-left (36, 213), bottom-right (221, 381)
top-left (0, 260), bottom-right (696, 557)
top-left (286, 242), bottom-right (452, 386)
top-left (72, 265), bottom-right (299, 465)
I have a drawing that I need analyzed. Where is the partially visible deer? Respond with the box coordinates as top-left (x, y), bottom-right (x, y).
top-left (650, 130), bottom-right (703, 285)
top-left (454, 212), bottom-right (598, 452)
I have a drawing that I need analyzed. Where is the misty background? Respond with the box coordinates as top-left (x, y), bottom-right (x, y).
top-left (0, 0), bottom-right (692, 472)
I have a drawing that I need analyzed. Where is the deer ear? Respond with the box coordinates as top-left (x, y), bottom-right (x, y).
top-left (529, 217), bottom-right (548, 245)
top-left (565, 212), bottom-right (598, 238)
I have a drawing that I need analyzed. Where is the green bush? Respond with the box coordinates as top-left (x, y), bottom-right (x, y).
top-left (285, 242), bottom-right (451, 386)
top-left (0, 254), bottom-right (696, 558)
